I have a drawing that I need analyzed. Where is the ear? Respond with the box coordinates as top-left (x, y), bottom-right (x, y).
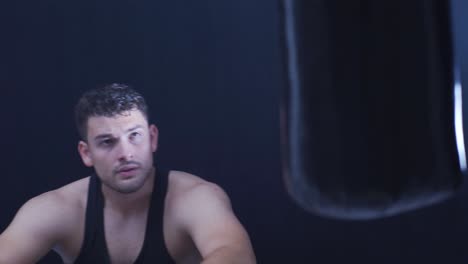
top-left (149, 124), bottom-right (159, 153)
top-left (78, 141), bottom-right (94, 167)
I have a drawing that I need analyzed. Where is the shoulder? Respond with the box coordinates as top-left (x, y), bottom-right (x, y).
top-left (165, 170), bottom-right (233, 227)
top-left (166, 170), bottom-right (230, 208)
top-left (35, 176), bottom-right (90, 215)
top-left (163, 171), bottom-right (256, 263)
top-left (14, 176), bottom-right (90, 233)
top-left (0, 177), bottom-right (91, 262)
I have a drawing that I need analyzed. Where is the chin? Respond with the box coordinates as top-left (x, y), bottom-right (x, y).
top-left (113, 182), bottom-right (142, 194)
top-left (116, 186), bottom-right (142, 194)
top-left (115, 175), bottom-right (147, 193)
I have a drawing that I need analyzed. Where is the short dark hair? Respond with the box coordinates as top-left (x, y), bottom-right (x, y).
top-left (75, 83), bottom-right (149, 140)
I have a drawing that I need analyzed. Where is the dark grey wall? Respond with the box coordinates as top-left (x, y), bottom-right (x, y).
top-left (1, 1), bottom-right (467, 263)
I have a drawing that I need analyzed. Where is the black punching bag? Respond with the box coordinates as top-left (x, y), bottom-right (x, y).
top-left (280, 0), bottom-right (465, 220)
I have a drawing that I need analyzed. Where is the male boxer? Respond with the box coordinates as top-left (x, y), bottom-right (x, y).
top-left (0, 84), bottom-right (256, 264)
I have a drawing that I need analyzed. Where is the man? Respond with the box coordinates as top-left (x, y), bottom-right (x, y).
top-left (0, 84), bottom-right (256, 264)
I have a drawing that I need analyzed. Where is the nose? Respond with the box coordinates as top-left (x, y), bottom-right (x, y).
top-left (116, 139), bottom-right (134, 162)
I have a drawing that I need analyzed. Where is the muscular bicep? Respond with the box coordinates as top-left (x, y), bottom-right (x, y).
top-left (0, 194), bottom-right (67, 263)
top-left (178, 183), bottom-right (255, 261)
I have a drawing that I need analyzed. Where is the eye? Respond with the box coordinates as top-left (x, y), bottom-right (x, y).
top-left (99, 138), bottom-right (115, 147)
top-left (130, 131), bottom-right (142, 141)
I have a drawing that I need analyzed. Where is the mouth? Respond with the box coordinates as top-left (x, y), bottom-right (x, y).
top-left (119, 167), bottom-right (138, 172)
top-left (116, 165), bottom-right (140, 178)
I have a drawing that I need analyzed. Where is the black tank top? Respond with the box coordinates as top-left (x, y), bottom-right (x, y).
top-left (74, 167), bottom-right (175, 263)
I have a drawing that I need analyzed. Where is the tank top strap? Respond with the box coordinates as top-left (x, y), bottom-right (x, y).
top-left (135, 166), bottom-right (175, 263)
top-left (74, 174), bottom-right (111, 263)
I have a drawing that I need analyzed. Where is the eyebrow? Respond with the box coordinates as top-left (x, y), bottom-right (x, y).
top-left (93, 125), bottom-right (144, 142)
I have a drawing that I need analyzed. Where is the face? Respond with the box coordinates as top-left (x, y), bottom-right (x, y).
top-left (78, 109), bottom-right (158, 194)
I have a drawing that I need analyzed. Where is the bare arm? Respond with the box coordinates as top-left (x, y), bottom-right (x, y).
top-left (177, 183), bottom-right (256, 264)
top-left (0, 192), bottom-right (70, 264)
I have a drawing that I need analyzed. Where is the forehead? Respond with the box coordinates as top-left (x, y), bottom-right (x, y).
top-left (86, 110), bottom-right (148, 137)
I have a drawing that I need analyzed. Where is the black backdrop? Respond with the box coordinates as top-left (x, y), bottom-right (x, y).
top-left (1, 0), bottom-right (468, 263)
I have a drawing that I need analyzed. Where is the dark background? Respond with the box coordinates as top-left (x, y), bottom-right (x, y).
top-left (1, 0), bottom-right (467, 263)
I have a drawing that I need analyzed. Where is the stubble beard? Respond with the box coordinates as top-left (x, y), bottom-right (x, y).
top-left (106, 164), bottom-right (153, 194)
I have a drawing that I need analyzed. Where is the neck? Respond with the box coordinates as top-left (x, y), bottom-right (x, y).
top-left (101, 166), bottom-right (156, 215)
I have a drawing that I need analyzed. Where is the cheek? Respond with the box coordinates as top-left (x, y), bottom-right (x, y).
top-left (139, 145), bottom-right (154, 162)
top-left (93, 152), bottom-right (115, 169)
top-left (137, 138), bottom-right (152, 153)
top-left (94, 159), bottom-right (115, 177)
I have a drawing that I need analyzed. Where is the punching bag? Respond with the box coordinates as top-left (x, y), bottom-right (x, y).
top-left (280, 0), bottom-right (465, 220)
